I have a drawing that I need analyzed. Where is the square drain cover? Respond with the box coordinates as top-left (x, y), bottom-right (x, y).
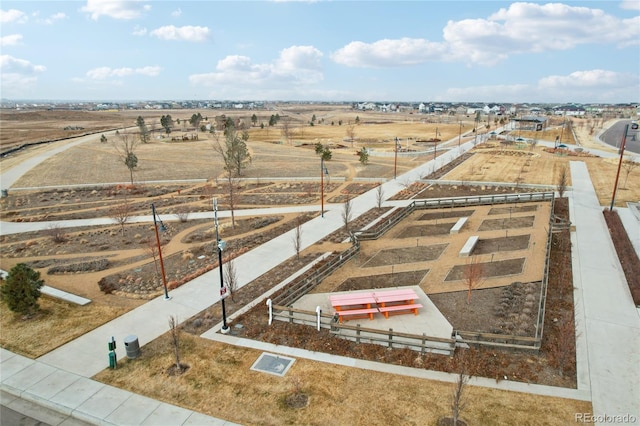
top-left (250, 353), bottom-right (295, 377)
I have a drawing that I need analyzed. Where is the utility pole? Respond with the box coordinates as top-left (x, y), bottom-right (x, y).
top-left (610, 124), bottom-right (629, 211)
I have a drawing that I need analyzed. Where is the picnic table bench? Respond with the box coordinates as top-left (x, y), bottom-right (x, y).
top-left (329, 293), bottom-right (378, 322)
top-left (373, 289), bottom-right (423, 318)
top-left (329, 289), bottom-right (423, 322)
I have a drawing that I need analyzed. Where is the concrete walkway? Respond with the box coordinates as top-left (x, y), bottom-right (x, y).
top-left (1, 349), bottom-right (237, 425)
top-left (569, 161), bottom-right (640, 423)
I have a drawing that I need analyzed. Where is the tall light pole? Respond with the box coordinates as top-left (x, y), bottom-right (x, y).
top-left (393, 137), bottom-right (399, 179)
top-left (320, 157), bottom-right (328, 217)
top-left (458, 121), bottom-right (462, 148)
top-left (610, 124), bottom-right (629, 212)
top-left (151, 204), bottom-right (170, 300)
top-left (213, 198), bottom-right (229, 333)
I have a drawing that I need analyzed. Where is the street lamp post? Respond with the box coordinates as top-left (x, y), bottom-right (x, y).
top-left (320, 157), bottom-right (328, 217)
top-left (458, 121), bottom-right (462, 148)
top-left (213, 198), bottom-right (230, 333)
top-left (151, 204), bottom-right (170, 300)
top-left (610, 124), bottom-right (630, 212)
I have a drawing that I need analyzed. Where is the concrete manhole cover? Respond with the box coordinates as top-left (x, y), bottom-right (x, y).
top-left (250, 353), bottom-right (295, 377)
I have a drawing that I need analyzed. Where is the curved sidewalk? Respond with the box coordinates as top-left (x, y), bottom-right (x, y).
top-left (569, 161), bottom-right (640, 423)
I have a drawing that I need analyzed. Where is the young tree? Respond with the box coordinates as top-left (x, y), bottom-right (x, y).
top-left (557, 166), bottom-right (568, 198)
top-left (168, 315), bottom-right (186, 374)
top-left (114, 131), bottom-right (138, 185)
top-left (358, 147), bottom-right (369, 165)
top-left (212, 129), bottom-right (251, 228)
top-left (124, 152), bottom-right (138, 185)
top-left (136, 116), bottom-right (150, 144)
top-left (223, 257), bottom-right (238, 302)
top-left (251, 114), bottom-right (258, 127)
top-left (112, 195), bottom-right (131, 236)
top-left (280, 116), bottom-right (292, 144)
top-left (464, 256), bottom-right (484, 304)
top-left (100, 134), bottom-right (107, 144)
top-left (375, 184), bottom-right (384, 209)
top-left (622, 158), bottom-right (638, 189)
top-left (346, 123), bottom-right (356, 147)
top-left (1, 263), bottom-right (45, 317)
top-left (342, 194), bottom-right (353, 232)
top-left (450, 352), bottom-right (470, 426)
top-left (292, 215), bottom-right (303, 260)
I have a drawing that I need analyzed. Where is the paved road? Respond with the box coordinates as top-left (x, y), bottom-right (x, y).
top-left (600, 120), bottom-right (640, 155)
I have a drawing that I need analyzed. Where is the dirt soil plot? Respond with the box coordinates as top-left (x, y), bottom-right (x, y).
top-left (473, 234), bottom-right (531, 254)
top-left (444, 258), bottom-right (526, 281)
top-left (335, 270), bottom-right (430, 291)
top-left (363, 244), bottom-right (448, 267)
top-left (488, 205), bottom-right (538, 215)
top-left (418, 210), bottom-right (474, 220)
top-left (478, 215), bottom-right (535, 231)
top-left (398, 222), bottom-right (455, 238)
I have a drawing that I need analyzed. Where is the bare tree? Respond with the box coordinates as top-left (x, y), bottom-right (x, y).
top-left (145, 239), bottom-right (161, 286)
top-left (346, 123), bottom-right (356, 147)
top-left (212, 128), bottom-right (251, 228)
top-left (280, 116), bottom-right (292, 144)
top-left (292, 216), bottom-right (303, 260)
top-left (464, 256), bottom-right (484, 304)
top-left (557, 166), bottom-right (568, 198)
top-left (375, 184), bottom-right (385, 210)
top-left (342, 194), bottom-right (353, 232)
top-left (168, 315), bottom-right (186, 374)
top-left (622, 158), bottom-right (638, 189)
top-left (112, 195), bottom-right (131, 236)
top-left (451, 352), bottom-right (470, 426)
top-left (113, 131), bottom-right (138, 185)
top-left (223, 257), bottom-right (238, 302)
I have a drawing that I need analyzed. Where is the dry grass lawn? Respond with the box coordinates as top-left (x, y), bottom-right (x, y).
top-left (0, 296), bottom-right (128, 358)
top-left (94, 332), bottom-right (591, 426)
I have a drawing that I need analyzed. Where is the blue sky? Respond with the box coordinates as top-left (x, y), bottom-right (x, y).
top-left (1, 0), bottom-right (639, 103)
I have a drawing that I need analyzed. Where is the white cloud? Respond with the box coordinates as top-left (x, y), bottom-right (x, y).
top-left (538, 69), bottom-right (638, 89)
top-left (438, 69), bottom-right (640, 103)
top-left (81, 0), bottom-right (151, 20)
top-left (0, 55), bottom-right (46, 95)
top-left (132, 25), bottom-right (147, 36)
top-left (0, 8), bottom-right (28, 24)
top-left (149, 25), bottom-right (210, 42)
top-left (171, 8), bottom-right (182, 17)
top-left (0, 34), bottom-right (23, 47)
top-left (332, 2), bottom-right (640, 68)
top-left (40, 12), bottom-right (67, 25)
top-left (620, 0), bottom-right (640, 11)
top-left (0, 55), bottom-right (46, 74)
top-left (445, 2), bottom-right (639, 64)
top-left (190, 45), bottom-right (324, 89)
top-left (86, 65), bottom-right (161, 79)
top-left (332, 38), bottom-right (447, 67)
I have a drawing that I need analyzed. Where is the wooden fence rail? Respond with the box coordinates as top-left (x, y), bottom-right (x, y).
top-left (270, 303), bottom-right (456, 355)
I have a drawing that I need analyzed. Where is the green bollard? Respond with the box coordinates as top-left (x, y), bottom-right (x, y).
top-left (109, 351), bottom-right (117, 369)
